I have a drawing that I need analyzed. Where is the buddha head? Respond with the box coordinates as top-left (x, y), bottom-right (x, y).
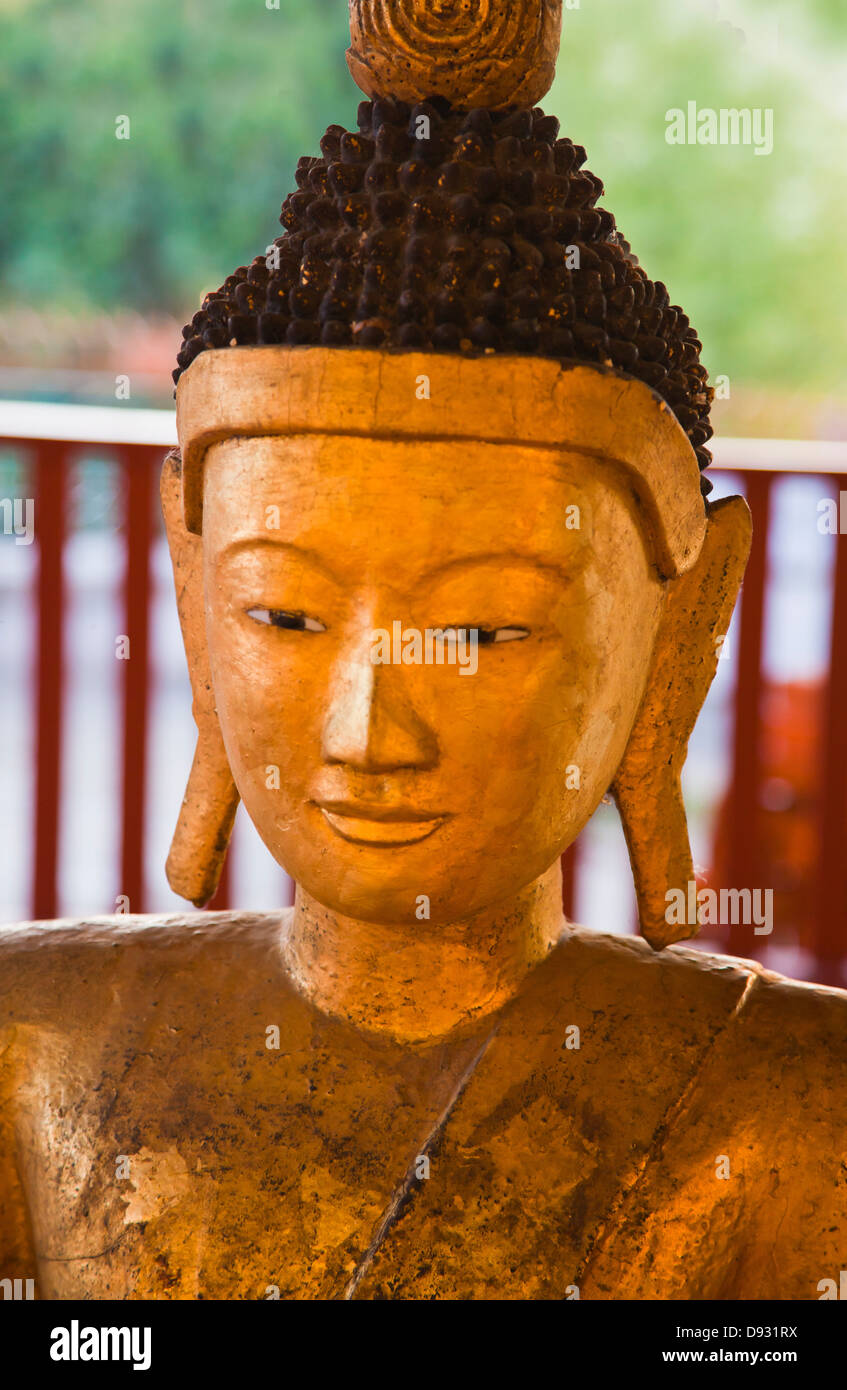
top-left (164, 0), bottom-right (751, 950)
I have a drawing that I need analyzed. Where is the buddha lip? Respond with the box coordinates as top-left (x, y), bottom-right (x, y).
top-left (314, 801), bottom-right (447, 846)
top-left (315, 799), bottom-right (441, 822)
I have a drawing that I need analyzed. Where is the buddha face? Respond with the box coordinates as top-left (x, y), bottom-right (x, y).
top-left (202, 434), bottom-right (665, 925)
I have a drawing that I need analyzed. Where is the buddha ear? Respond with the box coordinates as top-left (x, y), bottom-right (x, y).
top-left (160, 450), bottom-right (240, 908)
top-left (611, 494), bottom-right (752, 949)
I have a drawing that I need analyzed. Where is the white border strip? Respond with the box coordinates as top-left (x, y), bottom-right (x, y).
top-left (0, 400), bottom-right (845, 474)
top-left (710, 436), bottom-right (847, 475)
top-left (0, 400), bottom-right (177, 447)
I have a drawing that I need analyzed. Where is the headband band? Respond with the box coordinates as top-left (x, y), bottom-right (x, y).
top-left (176, 345), bottom-right (707, 578)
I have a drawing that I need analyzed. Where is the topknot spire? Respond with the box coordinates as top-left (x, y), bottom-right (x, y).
top-left (346, 0), bottom-right (564, 110)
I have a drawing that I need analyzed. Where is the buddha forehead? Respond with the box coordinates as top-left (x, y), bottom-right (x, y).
top-left (201, 432), bottom-right (648, 584)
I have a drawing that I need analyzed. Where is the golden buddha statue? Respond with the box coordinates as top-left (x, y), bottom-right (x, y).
top-left (2, 0), bottom-right (845, 1301)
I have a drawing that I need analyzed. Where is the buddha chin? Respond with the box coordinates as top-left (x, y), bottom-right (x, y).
top-left (203, 432), bottom-right (663, 928)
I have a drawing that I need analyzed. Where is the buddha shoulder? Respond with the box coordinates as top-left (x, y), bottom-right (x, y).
top-left (540, 924), bottom-right (847, 1120)
top-left (553, 920), bottom-right (845, 1035)
top-left (0, 911), bottom-right (295, 1043)
top-left (544, 929), bottom-right (847, 1299)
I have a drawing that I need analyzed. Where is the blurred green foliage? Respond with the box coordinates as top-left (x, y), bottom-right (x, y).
top-left (1, 0), bottom-right (845, 393)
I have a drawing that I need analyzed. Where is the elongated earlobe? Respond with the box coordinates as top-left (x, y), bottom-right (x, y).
top-left (160, 451), bottom-right (239, 907)
top-left (612, 495), bottom-right (752, 949)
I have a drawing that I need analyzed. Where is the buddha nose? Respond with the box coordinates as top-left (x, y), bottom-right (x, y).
top-left (321, 628), bottom-right (438, 773)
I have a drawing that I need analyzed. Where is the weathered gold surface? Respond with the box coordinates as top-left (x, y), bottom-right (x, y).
top-left (346, 0), bottom-right (564, 110)
top-left (2, 911), bottom-right (845, 1298)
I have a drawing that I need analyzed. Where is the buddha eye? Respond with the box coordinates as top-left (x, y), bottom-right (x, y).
top-left (441, 626), bottom-right (530, 646)
top-left (245, 607), bottom-right (326, 632)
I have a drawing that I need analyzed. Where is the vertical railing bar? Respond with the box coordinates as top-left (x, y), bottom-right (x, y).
top-left (119, 444), bottom-right (155, 915)
top-left (561, 841), bottom-right (579, 924)
top-left (206, 850), bottom-right (231, 912)
top-left (815, 472), bottom-right (847, 983)
top-left (31, 440), bottom-right (68, 921)
top-left (724, 471), bottom-right (773, 958)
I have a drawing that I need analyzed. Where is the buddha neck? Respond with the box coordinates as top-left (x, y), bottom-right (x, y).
top-left (281, 863), bottom-right (565, 1045)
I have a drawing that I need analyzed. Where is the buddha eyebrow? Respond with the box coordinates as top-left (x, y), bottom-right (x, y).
top-left (216, 538), bottom-right (345, 587)
top-left (417, 552), bottom-right (578, 586)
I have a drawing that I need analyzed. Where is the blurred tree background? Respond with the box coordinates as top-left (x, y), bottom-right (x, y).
top-left (1, 0), bottom-right (845, 427)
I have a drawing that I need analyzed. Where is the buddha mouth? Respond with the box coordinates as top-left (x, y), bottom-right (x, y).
top-left (314, 800), bottom-right (448, 847)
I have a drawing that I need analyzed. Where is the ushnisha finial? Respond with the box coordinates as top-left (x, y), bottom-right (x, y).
top-left (346, 0), bottom-right (564, 110)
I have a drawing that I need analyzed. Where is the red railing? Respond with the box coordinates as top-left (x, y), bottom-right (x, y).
top-left (31, 439), bottom-right (67, 921)
top-left (2, 403), bottom-right (846, 980)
